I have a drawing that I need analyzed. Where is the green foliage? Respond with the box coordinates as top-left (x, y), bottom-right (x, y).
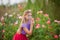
top-left (29, 12), bottom-right (59, 40)
top-left (0, 0), bottom-right (60, 40)
top-left (0, 9), bottom-right (59, 40)
top-left (0, 13), bottom-right (21, 40)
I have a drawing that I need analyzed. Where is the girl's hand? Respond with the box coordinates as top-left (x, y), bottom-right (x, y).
top-left (31, 18), bottom-right (34, 24)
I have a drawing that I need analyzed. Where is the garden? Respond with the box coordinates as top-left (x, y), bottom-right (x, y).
top-left (0, 0), bottom-right (60, 40)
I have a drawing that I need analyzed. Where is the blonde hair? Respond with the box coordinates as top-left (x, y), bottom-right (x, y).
top-left (17, 10), bottom-right (31, 33)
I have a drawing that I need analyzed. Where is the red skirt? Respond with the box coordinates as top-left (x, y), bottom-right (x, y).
top-left (12, 33), bottom-right (28, 40)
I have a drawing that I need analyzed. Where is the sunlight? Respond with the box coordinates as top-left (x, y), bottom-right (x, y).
top-left (0, 0), bottom-right (28, 5)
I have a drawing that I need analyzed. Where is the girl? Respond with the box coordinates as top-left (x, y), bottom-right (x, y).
top-left (12, 10), bottom-right (34, 40)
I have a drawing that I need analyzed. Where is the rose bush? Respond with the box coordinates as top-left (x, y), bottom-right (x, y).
top-left (29, 11), bottom-right (60, 40)
top-left (0, 11), bottom-right (60, 40)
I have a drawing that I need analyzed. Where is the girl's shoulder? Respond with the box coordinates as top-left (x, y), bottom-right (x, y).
top-left (22, 23), bottom-right (26, 27)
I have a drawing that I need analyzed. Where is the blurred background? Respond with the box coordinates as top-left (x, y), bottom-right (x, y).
top-left (0, 0), bottom-right (60, 40)
top-left (0, 0), bottom-right (60, 20)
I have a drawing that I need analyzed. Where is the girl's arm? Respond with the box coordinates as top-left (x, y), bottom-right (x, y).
top-left (23, 18), bottom-right (34, 35)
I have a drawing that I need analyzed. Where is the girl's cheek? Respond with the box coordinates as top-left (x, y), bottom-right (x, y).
top-left (29, 16), bottom-right (32, 19)
top-left (25, 16), bottom-right (28, 19)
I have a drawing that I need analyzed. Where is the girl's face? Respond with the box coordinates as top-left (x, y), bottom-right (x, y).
top-left (25, 13), bottom-right (32, 20)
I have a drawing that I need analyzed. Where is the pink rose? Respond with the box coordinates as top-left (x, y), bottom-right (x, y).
top-left (0, 16), bottom-right (5, 23)
top-left (18, 16), bottom-right (22, 19)
top-left (47, 20), bottom-right (51, 24)
top-left (2, 30), bottom-right (5, 33)
top-left (54, 20), bottom-right (60, 24)
top-left (54, 35), bottom-right (58, 39)
top-left (44, 14), bottom-right (49, 17)
top-left (1, 16), bottom-right (4, 21)
top-left (36, 17), bottom-right (40, 22)
top-left (14, 20), bottom-right (18, 25)
top-left (36, 24), bottom-right (40, 29)
top-left (54, 20), bottom-right (58, 22)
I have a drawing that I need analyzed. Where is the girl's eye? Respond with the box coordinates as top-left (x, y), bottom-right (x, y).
top-left (28, 15), bottom-right (32, 16)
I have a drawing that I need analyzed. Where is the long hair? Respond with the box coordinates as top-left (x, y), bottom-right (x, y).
top-left (17, 10), bottom-right (31, 33)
